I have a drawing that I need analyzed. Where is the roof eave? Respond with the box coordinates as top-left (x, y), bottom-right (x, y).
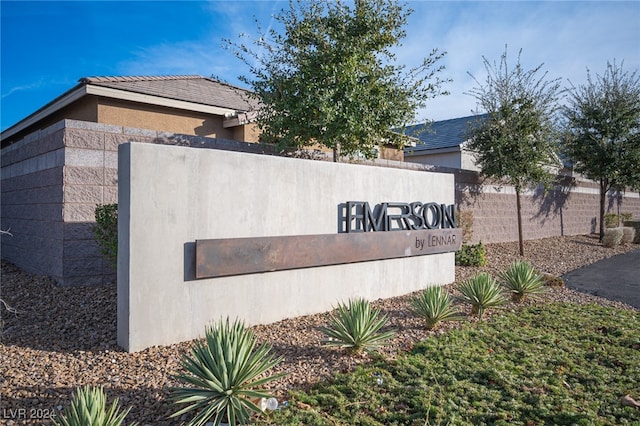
top-left (2, 82), bottom-right (242, 143)
top-left (1, 83), bottom-right (87, 142)
top-left (86, 85), bottom-right (238, 117)
top-left (404, 145), bottom-right (462, 156)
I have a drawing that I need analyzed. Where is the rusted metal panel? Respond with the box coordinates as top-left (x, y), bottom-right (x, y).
top-left (195, 228), bottom-right (461, 279)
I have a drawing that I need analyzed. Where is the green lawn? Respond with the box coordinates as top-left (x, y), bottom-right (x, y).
top-left (256, 303), bottom-right (640, 425)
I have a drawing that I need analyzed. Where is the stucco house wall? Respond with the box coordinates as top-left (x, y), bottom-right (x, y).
top-left (95, 97), bottom-right (260, 141)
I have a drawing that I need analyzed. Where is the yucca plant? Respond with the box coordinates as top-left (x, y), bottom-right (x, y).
top-left (457, 273), bottom-right (507, 321)
top-left (499, 261), bottom-right (546, 302)
top-left (170, 318), bottom-right (284, 426)
top-left (53, 385), bottom-right (135, 426)
top-left (321, 298), bottom-right (395, 354)
top-left (408, 286), bottom-right (463, 330)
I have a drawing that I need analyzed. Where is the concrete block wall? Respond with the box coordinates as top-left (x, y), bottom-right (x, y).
top-left (2, 118), bottom-right (639, 286)
top-left (2, 119), bottom-right (280, 286)
top-left (1, 122), bottom-right (66, 279)
top-left (454, 174), bottom-right (640, 244)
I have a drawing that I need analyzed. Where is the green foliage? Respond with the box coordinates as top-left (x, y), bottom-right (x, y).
top-left (563, 60), bottom-right (640, 239)
top-left (604, 212), bottom-right (619, 228)
top-left (457, 273), bottom-right (507, 320)
top-left (408, 286), bottom-right (463, 330)
top-left (466, 46), bottom-right (563, 255)
top-left (170, 318), bottom-right (284, 426)
top-left (322, 298), bottom-right (395, 354)
top-left (602, 227), bottom-right (623, 248)
top-left (53, 386), bottom-right (135, 426)
top-left (228, 0), bottom-right (450, 159)
top-left (457, 210), bottom-right (475, 243)
top-left (498, 261), bottom-right (546, 302)
top-left (455, 242), bottom-right (487, 266)
top-left (620, 212), bottom-right (633, 222)
top-left (93, 204), bottom-right (118, 268)
top-left (254, 303), bottom-right (640, 425)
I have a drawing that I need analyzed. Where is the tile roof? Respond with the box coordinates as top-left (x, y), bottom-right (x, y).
top-left (403, 114), bottom-right (487, 152)
top-left (81, 75), bottom-right (257, 112)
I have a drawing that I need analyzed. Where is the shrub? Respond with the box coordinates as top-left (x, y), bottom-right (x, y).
top-left (53, 385), bottom-right (135, 426)
top-left (604, 212), bottom-right (619, 228)
top-left (455, 242), bottom-right (487, 266)
top-left (409, 286), bottom-right (462, 330)
top-left (457, 210), bottom-right (475, 243)
top-left (322, 298), bottom-right (395, 354)
top-left (620, 212), bottom-right (633, 223)
top-left (93, 204), bottom-right (118, 268)
top-left (602, 227), bottom-right (623, 248)
top-left (498, 261), bottom-right (546, 303)
top-left (170, 318), bottom-right (284, 426)
top-left (621, 227), bottom-right (636, 245)
top-left (457, 273), bottom-right (507, 321)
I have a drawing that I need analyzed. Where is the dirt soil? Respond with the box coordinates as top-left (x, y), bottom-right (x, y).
top-left (1, 234), bottom-right (638, 425)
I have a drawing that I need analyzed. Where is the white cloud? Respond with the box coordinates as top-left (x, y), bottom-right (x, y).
top-left (402, 1), bottom-right (640, 121)
top-left (1, 79), bottom-right (47, 99)
top-left (114, 0), bottom-right (639, 122)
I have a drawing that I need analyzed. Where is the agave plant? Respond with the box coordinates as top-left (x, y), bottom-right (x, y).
top-left (170, 318), bottom-right (284, 426)
top-left (321, 298), bottom-right (395, 354)
top-left (499, 261), bottom-right (546, 302)
top-left (457, 273), bottom-right (507, 321)
top-left (53, 385), bottom-right (135, 426)
top-left (409, 286), bottom-right (463, 330)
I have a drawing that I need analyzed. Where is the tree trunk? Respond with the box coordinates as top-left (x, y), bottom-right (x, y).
top-left (516, 186), bottom-right (524, 256)
top-left (599, 178), bottom-right (606, 241)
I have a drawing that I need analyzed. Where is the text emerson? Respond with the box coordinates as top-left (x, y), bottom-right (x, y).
top-left (345, 201), bottom-right (456, 233)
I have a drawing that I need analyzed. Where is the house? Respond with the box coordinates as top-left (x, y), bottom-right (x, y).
top-left (1, 75), bottom-right (261, 147)
top-left (0, 75), bottom-right (407, 285)
top-left (403, 115), bottom-right (486, 171)
top-left (0, 75), bottom-right (274, 286)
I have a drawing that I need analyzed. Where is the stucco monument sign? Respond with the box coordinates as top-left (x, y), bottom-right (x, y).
top-left (118, 142), bottom-right (459, 352)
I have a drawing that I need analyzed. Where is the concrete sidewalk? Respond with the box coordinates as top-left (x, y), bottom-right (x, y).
top-left (562, 250), bottom-right (640, 309)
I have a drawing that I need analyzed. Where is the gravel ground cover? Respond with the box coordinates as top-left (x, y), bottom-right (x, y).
top-left (1, 234), bottom-right (638, 425)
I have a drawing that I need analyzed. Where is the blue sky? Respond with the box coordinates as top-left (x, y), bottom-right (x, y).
top-left (1, 1), bottom-right (639, 132)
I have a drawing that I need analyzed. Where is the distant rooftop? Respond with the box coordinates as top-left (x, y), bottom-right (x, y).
top-left (403, 114), bottom-right (487, 152)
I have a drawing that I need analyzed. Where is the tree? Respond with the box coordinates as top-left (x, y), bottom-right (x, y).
top-left (228, 0), bottom-right (450, 160)
top-left (466, 47), bottom-right (563, 256)
top-left (562, 60), bottom-right (640, 240)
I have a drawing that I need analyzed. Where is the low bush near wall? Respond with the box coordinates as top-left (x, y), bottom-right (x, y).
top-left (457, 210), bottom-right (475, 242)
top-left (605, 212), bottom-right (634, 228)
top-left (620, 227), bottom-right (636, 245)
top-left (604, 213), bottom-right (619, 228)
top-left (93, 204), bottom-right (118, 268)
top-left (622, 220), bottom-right (640, 243)
top-left (455, 242), bottom-right (487, 266)
top-left (602, 227), bottom-right (624, 248)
